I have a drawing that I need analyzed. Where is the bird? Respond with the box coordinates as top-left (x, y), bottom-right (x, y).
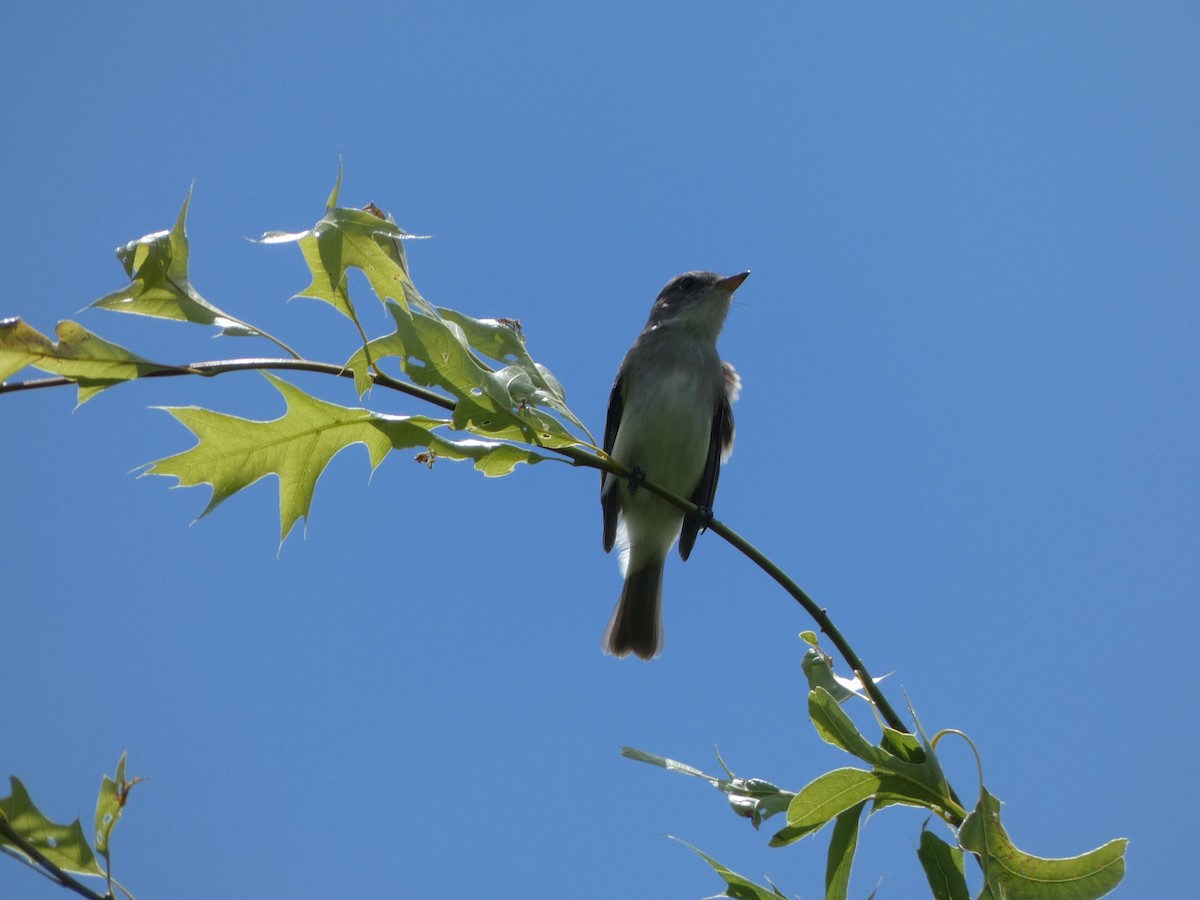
top-left (600, 270), bottom-right (747, 659)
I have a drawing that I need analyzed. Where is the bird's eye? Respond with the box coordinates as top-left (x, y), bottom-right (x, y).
top-left (678, 275), bottom-right (698, 291)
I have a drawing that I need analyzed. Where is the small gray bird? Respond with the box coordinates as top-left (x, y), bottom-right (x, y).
top-left (601, 270), bottom-right (748, 659)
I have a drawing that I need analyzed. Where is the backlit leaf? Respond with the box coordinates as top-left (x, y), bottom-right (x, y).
top-left (0, 317), bottom-right (189, 403)
top-left (261, 170), bottom-right (434, 322)
top-left (92, 189), bottom-right (249, 334)
top-left (960, 788), bottom-right (1126, 899)
top-left (349, 302), bottom-right (585, 449)
top-left (0, 776), bottom-right (104, 878)
top-left (786, 767), bottom-right (880, 831)
top-left (145, 373), bottom-right (551, 541)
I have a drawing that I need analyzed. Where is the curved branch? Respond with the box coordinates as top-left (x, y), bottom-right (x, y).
top-left (2, 356), bottom-right (906, 732)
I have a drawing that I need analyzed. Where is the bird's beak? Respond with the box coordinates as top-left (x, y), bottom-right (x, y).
top-left (716, 271), bottom-right (750, 293)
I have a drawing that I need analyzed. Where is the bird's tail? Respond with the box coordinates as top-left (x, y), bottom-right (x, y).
top-left (602, 557), bottom-right (665, 660)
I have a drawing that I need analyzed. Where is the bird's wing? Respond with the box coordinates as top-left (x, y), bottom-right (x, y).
top-left (679, 390), bottom-right (735, 561)
top-left (601, 375), bottom-right (624, 553)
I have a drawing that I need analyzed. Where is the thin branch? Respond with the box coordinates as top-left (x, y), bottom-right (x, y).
top-left (567, 447), bottom-right (908, 733)
top-left (1, 357), bottom-right (455, 412)
top-left (3, 357), bottom-right (907, 733)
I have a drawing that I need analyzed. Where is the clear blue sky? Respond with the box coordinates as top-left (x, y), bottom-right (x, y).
top-left (3, 3), bottom-right (1196, 897)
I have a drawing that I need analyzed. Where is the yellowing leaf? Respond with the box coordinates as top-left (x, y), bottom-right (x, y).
top-left (145, 373), bottom-right (551, 541)
top-left (0, 317), bottom-right (189, 403)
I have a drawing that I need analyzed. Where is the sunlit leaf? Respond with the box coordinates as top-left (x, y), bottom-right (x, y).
top-left (261, 170), bottom-right (434, 322)
top-left (349, 302), bottom-right (585, 449)
top-left (145, 373), bottom-right (551, 541)
top-left (786, 767), bottom-right (880, 831)
top-left (437, 308), bottom-right (594, 443)
top-left (0, 777), bottom-right (104, 878)
top-left (92, 189), bottom-right (249, 335)
top-left (960, 788), bottom-right (1126, 899)
top-left (0, 318), bottom-right (190, 403)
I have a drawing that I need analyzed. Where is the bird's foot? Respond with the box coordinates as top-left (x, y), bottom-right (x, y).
top-left (626, 466), bottom-right (647, 495)
top-left (694, 506), bottom-right (714, 532)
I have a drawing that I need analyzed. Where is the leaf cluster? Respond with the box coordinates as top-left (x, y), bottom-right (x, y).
top-left (0, 754), bottom-right (139, 900)
top-left (626, 641), bottom-right (1126, 899)
top-left (1, 172), bottom-right (598, 545)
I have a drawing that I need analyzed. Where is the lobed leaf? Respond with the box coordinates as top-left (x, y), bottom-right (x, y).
top-left (0, 318), bottom-right (189, 403)
top-left (92, 189), bottom-right (250, 335)
top-left (960, 788), bottom-right (1127, 899)
top-left (349, 302), bottom-right (585, 449)
top-left (0, 777), bottom-right (104, 878)
top-left (145, 373), bottom-right (552, 541)
top-left (262, 171), bottom-right (434, 323)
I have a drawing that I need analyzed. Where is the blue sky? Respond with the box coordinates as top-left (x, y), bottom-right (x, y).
top-left (3, 2), bottom-right (1196, 897)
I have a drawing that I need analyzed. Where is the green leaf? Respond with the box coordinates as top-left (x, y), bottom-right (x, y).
top-left (0, 776), bottom-right (104, 878)
top-left (0, 318), bottom-right (189, 403)
top-left (808, 688), bottom-right (955, 817)
top-left (621, 747), bottom-right (794, 830)
top-left (92, 189), bottom-right (252, 335)
top-left (768, 819), bottom-right (825, 848)
top-left (870, 773), bottom-right (955, 815)
top-left (801, 649), bottom-right (889, 704)
top-left (674, 838), bottom-right (788, 900)
top-left (809, 687), bottom-right (885, 762)
top-left (94, 752), bottom-right (140, 858)
top-left (879, 727), bottom-right (926, 765)
top-left (917, 827), bottom-right (970, 900)
top-left (261, 173), bottom-right (432, 323)
top-left (825, 800), bottom-right (866, 900)
top-left (960, 788), bottom-right (1127, 899)
top-left (145, 372), bottom-right (551, 541)
top-left (349, 302), bottom-right (585, 449)
top-left (437, 307), bottom-right (594, 443)
top-left (786, 767), bottom-right (880, 832)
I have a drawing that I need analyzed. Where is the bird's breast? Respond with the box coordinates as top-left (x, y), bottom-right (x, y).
top-left (611, 368), bottom-right (715, 496)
